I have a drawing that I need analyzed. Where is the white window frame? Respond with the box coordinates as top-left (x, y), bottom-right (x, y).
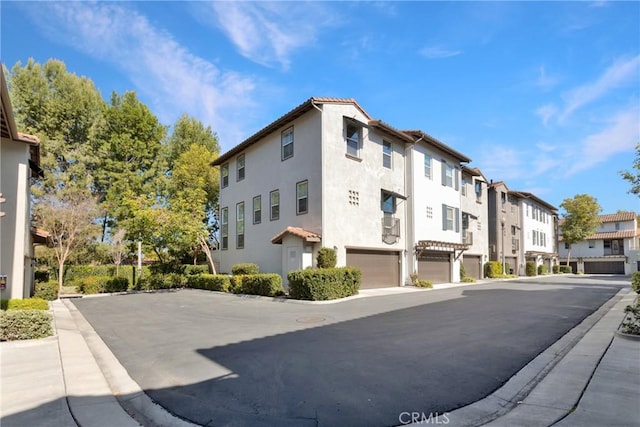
top-left (253, 195), bottom-right (261, 224)
top-left (221, 164), bottom-right (229, 188)
top-left (282, 126), bottom-right (294, 161)
top-left (237, 154), bottom-right (245, 182)
top-left (382, 140), bottom-right (392, 169)
top-left (220, 207), bottom-right (228, 250)
top-left (424, 154), bottom-right (432, 179)
top-left (345, 120), bottom-right (361, 158)
top-left (461, 178), bottom-right (467, 196)
top-left (270, 189), bottom-right (280, 221)
top-left (236, 202), bottom-right (244, 249)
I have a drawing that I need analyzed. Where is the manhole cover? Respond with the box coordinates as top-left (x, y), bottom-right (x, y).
top-left (296, 316), bottom-right (326, 324)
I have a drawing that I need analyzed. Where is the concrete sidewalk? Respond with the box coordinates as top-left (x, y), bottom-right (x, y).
top-left (1, 282), bottom-right (638, 427)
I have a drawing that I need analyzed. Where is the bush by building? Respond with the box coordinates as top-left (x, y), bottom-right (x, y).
top-left (239, 274), bottom-right (284, 297)
top-left (1, 298), bottom-right (49, 311)
top-left (552, 265), bottom-right (560, 274)
top-left (526, 261), bottom-right (537, 277)
top-left (288, 267), bottom-right (361, 301)
top-left (34, 280), bottom-right (59, 301)
top-left (484, 261), bottom-right (503, 278)
top-left (538, 265), bottom-right (548, 275)
top-left (316, 247), bottom-right (337, 268)
top-left (232, 263), bottom-right (260, 275)
top-left (104, 277), bottom-right (129, 293)
top-left (0, 310), bottom-right (53, 341)
top-left (187, 274), bottom-right (230, 292)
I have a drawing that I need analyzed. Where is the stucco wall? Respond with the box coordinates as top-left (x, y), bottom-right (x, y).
top-left (460, 172), bottom-right (489, 260)
top-left (520, 200), bottom-right (556, 256)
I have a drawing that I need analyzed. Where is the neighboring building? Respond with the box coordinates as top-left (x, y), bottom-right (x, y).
top-left (487, 182), bottom-right (522, 275)
top-left (511, 191), bottom-right (558, 272)
top-left (460, 166), bottom-right (490, 279)
top-left (1, 69), bottom-right (46, 299)
top-left (212, 97), bottom-right (475, 288)
top-left (558, 212), bottom-right (639, 275)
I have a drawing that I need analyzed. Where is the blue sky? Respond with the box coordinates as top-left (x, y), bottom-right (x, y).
top-left (2, 1), bottom-right (639, 215)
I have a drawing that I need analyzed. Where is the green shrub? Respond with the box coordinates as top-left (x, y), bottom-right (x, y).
top-left (239, 274), bottom-right (284, 297)
top-left (577, 270), bottom-right (584, 275)
top-left (148, 262), bottom-right (186, 275)
top-left (1, 298), bottom-right (49, 311)
top-left (460, 263), bottom-right (467, 279)
top-left (184, 265), bottom-right (210, 276)
top-left (187, 274), bottom-right (230, 292)
top-left (232, 263), bottom-right (259, 275)
top-left (0, 310), bottom-right (53, 341)
top-left (526, 261), bottom-right (537, 277)
top-left (140, 273), bottom-right (186, 290)
top-left (552, 265), bottom-right (560, 274)
top-left (462, 276), bottom-right (476, 283)
top-left (229, 275), bottom-right (244, 293)
top-left (631, 271), bottom-right (640, 294)
top-left (409, 273), bottom-right (419, 285)
top-left (415, 279), bottom-right (433, 288)
top-left (77, 276), bottom-right (110, 294)
top-left (288, 267), bottom-right (361, 301)
top-left (316, 247), bottom-right (337, 269)
top-left (484, 261), bottom-right (503, 278)
top-left (559, 265), bottom-right (572, 274)
top-left (104, 277), bottom-right (129, 293)
top-left (34, 281), bottom-right (58, 301)
top-left (538, 265), bottom-right (548, 275)
top-left (65, 265), bottom-right (117, 281)
top-left (34, 270), bottom-right (50, 283)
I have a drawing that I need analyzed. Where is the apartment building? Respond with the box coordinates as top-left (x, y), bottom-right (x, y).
top-left (512, 191), bottom-right (558, 271)
top-left (460, 166), bottom-right (489, 279)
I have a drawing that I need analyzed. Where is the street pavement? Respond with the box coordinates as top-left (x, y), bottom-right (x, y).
top-left (0, 274), bottom-right (637, 427)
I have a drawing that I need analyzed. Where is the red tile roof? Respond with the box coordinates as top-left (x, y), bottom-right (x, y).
top-left (558, 229), bottom-right (638, 241)
top-left (271, 227), bottom-right (321, 244)
top-left (558, 211), bottom-right (637, 226)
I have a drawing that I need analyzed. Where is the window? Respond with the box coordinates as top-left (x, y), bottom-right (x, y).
top-left (526, 204), bottom-right (529, 217)
top-left (565, 242), bottom-right (569, 249)
top-left (253, 195), bottom-right (261, 224)
top-left (442, 204), bottom-right (460, 232)
top-left (462, 212), bottom-right (469, 230)
top-left (475, 181), bottom-right (482, 202)
top-left (345, 120), bottom-right (361, 157)
top-left (236, 202), bottom-right (244, 249)
top-left (533, 230), bottom-right (538, 246)
top-left (381, 191), bottom-right (396, 214)
top-left (501, 192), bottom-right (506, 210)
top-left (442, 161), bottom-right (454, 188)
top-left (220, 207), bottom-right (228, 250)
top-left (282, 127), bottom-right (294, 160)
top-left (237, 154), bottom-right (245, 181)
top-left (615, 222), bottom-right (620, 231)
top-left (296, 180), bottom-right (308, 214)
top-left (424, 154), bottom-right (432, 178)
top-left (511, 225), bottom-right (516, 236)
top-left (221, 164), bottom-right (229, 188)
top-left (382, 140), bottom-right (392, 169)
top-left (270, 190), bottom-right (279, 221)
top-left (461, 178), bottom-right (467, 196)
top-left (589, 241), bottom-right (595, 248)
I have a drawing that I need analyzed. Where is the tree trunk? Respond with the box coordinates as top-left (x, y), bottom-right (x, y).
top-left (565, 247), bottom-right (572, 267)
top-left (101, 212), bottom-right (109, 242)
top-left (58, 261), bottom-right (65, 299)
top-left (199, 236), bottom-right (217, 274)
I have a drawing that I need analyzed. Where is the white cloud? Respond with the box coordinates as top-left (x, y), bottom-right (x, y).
top-left (22, 2), bottom-right (257, 149)
top-left (477, 145), bottom-right (526, 181)
top-left (206, 2), bottom-right (336, 70)
top-left (535, 104), bottom-right (559, 126)
top-left (536, 142), bottom-right (557, 153)
top-left (419, 46), bottom-right (462, 59)
top-left (535, 66), bottom-right (559, 88)
top-left (567, 106), bottom-right (640, 175)
top-left (560, 55), bottom-right (640, 121)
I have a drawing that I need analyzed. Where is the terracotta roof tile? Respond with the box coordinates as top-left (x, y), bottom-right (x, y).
top-left (559, 229), bottom-right (638, 241)
top-left (558, 212), bottom-right (637, 226)
top-left (17, 132), bottom-right (40, 144)
top-left (271, 226), bottom-right (321, 244)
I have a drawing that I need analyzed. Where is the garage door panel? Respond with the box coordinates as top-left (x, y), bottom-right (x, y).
top-left (346, 250), bottom-right (400, 288)
top-left (463, 255), bottom-right (481, 280)
top-left (418, 252), bottom-right (451, 284)
top-left (584, 261), bottom-right (624, 274)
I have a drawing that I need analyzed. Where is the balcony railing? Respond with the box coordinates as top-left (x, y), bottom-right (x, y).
top-left (512, 238), bottom-right (519, 253)
top-left (382, 216), bottom-right (400, 238)
top-left (462, 231), bottom-right (473, 245)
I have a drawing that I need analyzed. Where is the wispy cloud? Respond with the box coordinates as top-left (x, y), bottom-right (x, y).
top-left (477, 145), bottom-right (526, 181)
top-left (419, 46), bottom-right (462, 59)
top-left (20, 2), bottom-right (257, 149)
top-left (560, 55), bottom-right (640, 121)
top-left (205, 2), bottom-right (336, 70)
top-left (536, 104), bottom-right (559, 126)
top-left (535, 66), bottom-right (559, 88)
top-left (536, 142), bottom-right (557, 153)
top-left (566, 106), bottom-right (640, 175)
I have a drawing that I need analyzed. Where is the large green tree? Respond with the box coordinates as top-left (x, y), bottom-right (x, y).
top-left (92, 91), bottom-right (167, 238)
top-left (560, 194), bottom-right (602, 267)
top-left (620, 142), bottom-right (640, 198)
top-left (166, 114), bottom-right (220, 170)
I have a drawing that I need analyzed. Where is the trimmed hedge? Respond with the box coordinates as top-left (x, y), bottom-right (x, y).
top-left (461, 276), bottom-right (476, 283)
top-left (552, 265), bottom-right (560, 274)
top-left (187, 274), bottom-right (230, 292)
top-left (138, 273), bottom-right (186, 290)
top-left (415, 279), bottom-right (433, 288)
top-left (288, 267), bottom-right (361, 301)
top-left (559, 265), bottom-right (572, 274)
top-left (317, 247), bottom-right (337, 269)
top-left (1, 298), bottom-right (49, 311)
top-left (0, 310), bottom-right (53, 341)
top-left (632, 271), bottom-right (640, 294)
top-left (239, 274), bottom-right (284, 297)
top-left (538, 265), bottom-right (548, 275)
top-left (484, 261), bottom-right (503, 278)
top-left (65, 265), bottom-right (117, 281)
top-left (77, 276), bottom-right (110, 294)
top-left (232, 263), bottom-right (259, 275)
top-left (526, 261), bottom-right (537, 277)
top-left (34, 281), bottom-right (58, 301)
top-left (104, 277), bottom-right (129, 293)
top-left (230, 275), bottom-right (244, 293)
top-left (184, 265), bottom-right (210, 276)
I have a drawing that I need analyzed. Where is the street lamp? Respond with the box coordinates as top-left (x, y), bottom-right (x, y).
top-left (501, 217), bottom-right (506, 275)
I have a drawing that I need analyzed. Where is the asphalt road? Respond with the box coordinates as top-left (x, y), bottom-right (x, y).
top-left (73, 275), bottom-right (627, 427)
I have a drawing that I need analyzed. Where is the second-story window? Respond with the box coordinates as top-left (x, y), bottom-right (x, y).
top-left (615, 222), bottom-right (620, 230)
top-left (253, 195), bottom-right (261, 224)
top-left (424, 154), bottom-right (432, 179)
top-left (270, 189), bottom-right (280, 221)
top-left (475, 181), bottom-right (482, 202)
top-left (345, 120), bottom-right (361, 158)
top-left (237, 154), bottom-right (245, 181)
top-left (296, 180), bottom-right (308, 215)
top-left (442, 161), bottom-right (454, 188)
top-left (282, 127), bottom-right (294, 161)
top-left (442, 204), bottom-right (459, 232)
top-left (221, 164), bottom-right (229, 188)
top-left (461, 178), bottom-right (467, 196)
top-left (220, 207), bottom-right (228, 250)
top-left (383, 141), bottom-right (392, 169)
top-left (501, 192), bottom-right (506, 210)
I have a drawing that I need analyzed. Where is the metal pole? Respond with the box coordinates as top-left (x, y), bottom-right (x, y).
top-left (502, 221), bottom-right (506, 275)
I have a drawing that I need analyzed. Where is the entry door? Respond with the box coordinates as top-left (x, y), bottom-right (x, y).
top-left (287, 247), bottom-right (301, 272)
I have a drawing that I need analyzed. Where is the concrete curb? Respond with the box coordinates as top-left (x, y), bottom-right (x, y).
top-left (64, 300), bottom-right (198, 427)
top-left (419, 287), bottom-right (631, 427)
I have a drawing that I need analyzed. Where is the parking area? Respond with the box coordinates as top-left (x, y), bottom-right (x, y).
top-left (73, 275), bottom-right (627, 427)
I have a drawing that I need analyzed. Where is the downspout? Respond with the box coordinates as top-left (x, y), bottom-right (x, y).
top-left (311, 100), bottom-right (324, 266)
top-left (405, 136), bottom-right (424, 284)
